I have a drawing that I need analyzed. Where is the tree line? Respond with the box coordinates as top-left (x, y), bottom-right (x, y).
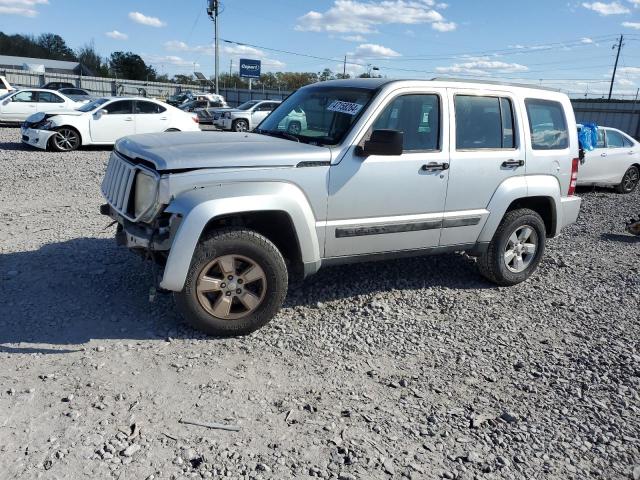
top-left (0, 32), bottom-right (369, 90)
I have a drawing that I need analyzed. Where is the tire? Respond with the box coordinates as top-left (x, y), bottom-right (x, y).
top-left (49, 127), bottom-right (81, 152)
top-left (232, 119), bottom-right (249, 132)
top-left (287, 121), bottom-right (302, 135)
top-left (174, 228), bottom-right (288, 336)
top-left (615, 165), bottom-right (639, 194)
top-left (477, 208), bottom-right (546, 286)
top-left (165, 128), bottom-right (180, 132)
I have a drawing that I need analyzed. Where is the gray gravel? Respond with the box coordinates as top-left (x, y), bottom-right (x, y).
top-left (1, 125), bottom-right (639, 479)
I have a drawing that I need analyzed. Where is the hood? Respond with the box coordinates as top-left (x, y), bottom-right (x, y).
top-left (115, 131), bottom-right (332, 171)
top-left (25, 110), bottom-right (84, 124)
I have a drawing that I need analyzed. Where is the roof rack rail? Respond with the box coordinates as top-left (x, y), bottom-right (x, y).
top-left (430, 77), bottom-right (561, 93)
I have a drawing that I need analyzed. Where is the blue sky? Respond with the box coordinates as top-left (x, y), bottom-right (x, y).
top-left (1, 0), bottom-right (640, 96)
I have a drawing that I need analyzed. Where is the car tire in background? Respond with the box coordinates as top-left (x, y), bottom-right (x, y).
top-left (287, 121), bottom-right (302, 135)
top-left (477, 208), bottom-right (546, 286)
top-left (232, 119), bottom-right (249, 132)
top-left (49, 127), bottom-right (81, 152)
top-left (615, 165), bottom-right (639, 194)
top-left (174, 228), bottom-right (288, 336)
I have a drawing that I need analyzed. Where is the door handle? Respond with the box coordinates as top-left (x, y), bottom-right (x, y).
top-left (601, 153), bottom-right (608, 157)
top-left (629, 151), bottom-right (635, 155)
top-left (501, 159), bottom-right (525, 168)
top-left (421, 162), bottom-right (449, 171)
top-left (160, 117), bottom-right (168, 120)
top-left (124, 117), bottom-right (133, 121)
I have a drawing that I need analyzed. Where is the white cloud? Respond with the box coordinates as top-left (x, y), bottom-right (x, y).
top-left (618, 66), bottom-right (640, 77)
top-left (353, 43), bottom-right (401, 58)
top-left (295, 0), bottom-right (455, 34)
top-left (432, 21), bottom-right (456, 31)
top-left (144, 55), bottom-right (197, 68)
top-left (581, 37), bottom-right (594, 43)
top-left (129, 11), bottom-right (166, 27)
top-left (0, 0), bottom-right (47, 17)
top-left (163, 40), bottom-right (286, 70)
top-left (341, 34), bottom-right (367, 42)
top-left (106, 30), bottom-right (128, 40)
top-left (582, 2), bottom-right (630, 15)
top-left (622, 21), bottom-right (640, 28)
top-left (617, 78), bottom-right (635, 86)
top-left (436, 57), bottom-right (529, 76)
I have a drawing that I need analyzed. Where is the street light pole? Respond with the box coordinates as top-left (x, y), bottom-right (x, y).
top-left (207, 0), bottom-right (220, 95)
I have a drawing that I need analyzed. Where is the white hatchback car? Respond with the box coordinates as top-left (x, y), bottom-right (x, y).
top-left (21, 97), bottom-right (201, 152)
top-left (0, 89), bottom-right (79, 123)
top-left (578, 126), bottom-right (639, 194)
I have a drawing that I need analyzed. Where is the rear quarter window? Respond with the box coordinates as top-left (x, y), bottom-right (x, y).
top-left (525, 99), bottom-right (568, 150)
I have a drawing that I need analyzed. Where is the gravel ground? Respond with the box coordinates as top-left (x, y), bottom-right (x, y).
top-left (0, 125), bottom-right (639, 480)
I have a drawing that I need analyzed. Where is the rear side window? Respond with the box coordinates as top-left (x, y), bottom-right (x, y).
top-left (606, 130), bottom-right (625, 148)
top-left (373, 94), bottom-right (440, 151)
top-left (525, 99), bottom-right (568, 150)
top-left (38, 92), bottom-right (64, 103)
top-left (622, 134), bottom-right (634, 148)
top-left (455, 95), bottom-right (515, 149)
top-left (135, 101), bottom-right (166, 114)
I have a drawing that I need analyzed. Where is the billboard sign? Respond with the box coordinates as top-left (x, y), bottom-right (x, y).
top-left (239, 58), bottom-right (261, 79)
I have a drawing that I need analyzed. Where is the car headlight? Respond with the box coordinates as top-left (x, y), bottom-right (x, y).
top-left (41, 120), bottom-right (54, 130)
top-left (134, 171), bottom-right (158, 219)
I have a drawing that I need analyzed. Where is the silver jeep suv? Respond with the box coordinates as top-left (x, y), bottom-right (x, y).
top-left (100, 78), bottom-right (582, 336)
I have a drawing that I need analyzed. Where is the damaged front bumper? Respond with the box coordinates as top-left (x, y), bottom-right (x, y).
top-left (21, 126), bottom-right (56, 150)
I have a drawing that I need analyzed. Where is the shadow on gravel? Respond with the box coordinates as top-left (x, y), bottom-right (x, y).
top-left (600, 232), bottom-right (640, 244)
top-left (0, 141), bottom-right (29, 151)
top-left (0, 237), bottom-right (492, 351)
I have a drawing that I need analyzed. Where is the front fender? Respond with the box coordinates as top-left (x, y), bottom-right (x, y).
top-left (477, 175), bottom-right (561, 243)
top-left (159, 181), bottom-right (321, 292)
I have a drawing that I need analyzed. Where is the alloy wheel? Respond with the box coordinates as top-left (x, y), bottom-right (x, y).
top-left (622, 167), bottom-right (639, 192)
top-left (504, 225), bottom-right (538, 273)
top-left (53, 128), bottom-right (80, 151)
top-left (196, 254), bottom-right (267, 320)
top-left (234, 121), bottom-right (248, 132)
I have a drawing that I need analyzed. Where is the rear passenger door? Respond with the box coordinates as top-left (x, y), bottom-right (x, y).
top-left (90, 100), bottom-right (135, 143)
top-left (133, 100), bottom-right (169, 134)
top-left (443, 89), bottom-right (525, 246)
top-left (36, 91), bottom-right (68, 113)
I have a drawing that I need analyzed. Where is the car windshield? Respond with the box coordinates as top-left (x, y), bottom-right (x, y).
top-left (256, 86), bottom-right (375, 145)
top-left (76, 98), bottom-right (109, 112)
top-left (237, 100), bottom-right (259, 111)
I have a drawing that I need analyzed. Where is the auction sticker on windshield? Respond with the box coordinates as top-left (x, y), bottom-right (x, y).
top-left (327, 100), bottom-right (363, 116)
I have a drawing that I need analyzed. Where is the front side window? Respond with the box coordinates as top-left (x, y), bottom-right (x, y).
top-left (12, 91), bottom-right (36, 102)
top-left (525, 99), bottom-right (568, 150)
top-left (104, 100), bottom-right (134, 115)
top-left (38, 92), bottom-right (64, 103)
top-left (135, 101), bottom-right (166, 114)
top-left (455, 95), bottom-right (515, 149)
top-left (606, 130), bottom-right (625, 148)
top-left (257, 86), bottom-right (375, 145)
top-left (372, 94), bottom-right (440, 151)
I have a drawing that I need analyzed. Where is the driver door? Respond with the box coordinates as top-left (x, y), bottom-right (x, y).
top-left (90, 100), bottom-right (135, 143)
top-left (325, 89), bottom-right (450, 258)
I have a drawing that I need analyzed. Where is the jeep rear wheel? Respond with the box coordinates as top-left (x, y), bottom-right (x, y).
top-left (477, 208), bottom-right (546, 286)
top-left (175, 228), bottom-right (288, 336)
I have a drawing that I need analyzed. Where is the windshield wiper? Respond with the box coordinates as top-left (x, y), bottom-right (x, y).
top-left (256, 128), bottom-right (300, 143)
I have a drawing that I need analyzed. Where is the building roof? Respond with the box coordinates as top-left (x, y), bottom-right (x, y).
top-left (0, 55), bottom-right (93, 75)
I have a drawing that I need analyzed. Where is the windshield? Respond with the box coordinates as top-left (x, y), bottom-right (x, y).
top-left (257, 86), bottom-right (375, 145)
top-left (76, 98), bottom-right (109, 112)
top-left (237, 100), bottom-right (259, 111)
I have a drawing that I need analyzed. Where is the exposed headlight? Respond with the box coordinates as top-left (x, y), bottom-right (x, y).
top-left (40, 120), bottom-right (54, 130)
top-left (134, 171), bottom-right (158, 219)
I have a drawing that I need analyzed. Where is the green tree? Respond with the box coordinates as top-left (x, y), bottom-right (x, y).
top-left (109, 51), bottom-right (157, 81)
top-left (37, 33), bottom-right (76, 61)
top-left (173, 74), bottom-right (195, 85)
top-left (319, 68), bottom-right (334, 82)
top-left (76, 41), bottom-right (107, 76)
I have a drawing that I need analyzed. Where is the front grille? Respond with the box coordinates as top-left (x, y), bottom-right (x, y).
top-left (101, 152), bottom-right (137, 219)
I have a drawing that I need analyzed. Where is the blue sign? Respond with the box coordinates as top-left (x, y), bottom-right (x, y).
top-left (239, 58), bottom-right (261, 79)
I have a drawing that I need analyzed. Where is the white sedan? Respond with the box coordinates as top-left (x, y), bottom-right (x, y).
top-left (578, 126), bottom-right (639, 194)
top-left (0, 88), bottom-right (79, 123)
top-left (21, 97), bottom-right (201, 152)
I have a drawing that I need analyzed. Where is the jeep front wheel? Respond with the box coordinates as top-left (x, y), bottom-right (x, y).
top-left (175, 228), bottom-right (288, 336)
top-left (477, 208), bottom-right (546, 286)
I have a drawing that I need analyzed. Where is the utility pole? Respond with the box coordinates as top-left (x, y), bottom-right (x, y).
top-left (229, 59), bottom-right (232, 78)
top-left (608, 34), bottom-right (624, 101)
top-left (207, 0), bottom-right (220, 95)
top-left (343, 55), bottom-right (346, 78)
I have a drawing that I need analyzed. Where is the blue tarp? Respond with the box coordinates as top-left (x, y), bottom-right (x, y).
top-left (579, 123), bottom-right (598, 152)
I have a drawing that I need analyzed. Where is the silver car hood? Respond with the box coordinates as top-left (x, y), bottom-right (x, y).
top-left (115, 132), bottom-right (331, 171)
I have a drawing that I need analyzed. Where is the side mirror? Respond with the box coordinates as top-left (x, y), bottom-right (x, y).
top-left (357, 129), bottom-right (404, 157)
